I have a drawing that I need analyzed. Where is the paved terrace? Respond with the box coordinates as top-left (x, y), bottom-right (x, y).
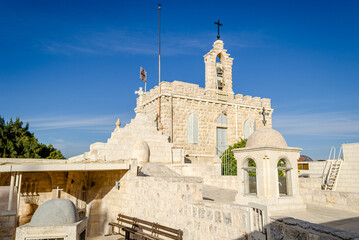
top-left (202, 184), bottom-right (359, 235)
top-left (271, 204), bottom-right (359, 235)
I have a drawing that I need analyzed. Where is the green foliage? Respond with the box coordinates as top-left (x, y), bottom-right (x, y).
top-left (0, 116), bottom-right (65, 159)
top-left (220, 138), bottom-right (247, 175)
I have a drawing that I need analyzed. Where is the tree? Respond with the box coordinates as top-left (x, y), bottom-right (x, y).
top-left (0, 116), bottom-right (65, 159)
top-left (220, 138), bottom-right (247, 175)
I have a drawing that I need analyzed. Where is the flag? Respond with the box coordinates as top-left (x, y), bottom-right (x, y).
top-left (140, 66), bottom-right (147, 83)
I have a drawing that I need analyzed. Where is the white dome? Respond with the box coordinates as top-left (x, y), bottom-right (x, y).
top-left (30, 199), bottom-right (79, 226)
top-left (246, 128), bottom-right (287, 148)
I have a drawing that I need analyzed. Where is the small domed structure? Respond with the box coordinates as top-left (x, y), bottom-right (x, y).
top-left (246, 128), bottom-right (287, 148)
top-left (132, 140), bottom-right (150, 163)
top-left (30, 199), bottom-right (79, 226)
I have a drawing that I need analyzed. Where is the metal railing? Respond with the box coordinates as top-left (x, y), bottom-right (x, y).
top-left (217, 147), bottom-right (237, 176)
top-left (248, 203), bottom-right (268, 240)
top-left (322, 146), bottom-right (344, 190)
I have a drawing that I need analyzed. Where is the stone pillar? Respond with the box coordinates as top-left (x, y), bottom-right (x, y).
top-left (8, 172), bottom-right (15, 211)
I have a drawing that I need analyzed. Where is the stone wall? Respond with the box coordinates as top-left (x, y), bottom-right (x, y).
top-left (139, 80), bottom-right (272, 162)
top-left (298, 161), bottom-right (328, 178)
top-left (336, 143), bottom-right (359, 192)
top-left (69, 113), bottom-right (173, 163)
top-left (299, 178), bottom-right (359, 212)
top-left (99, 171), bottom-right (250, 240)
top-left (202, 176), bottom-right (239, 191)
top-left (270, 217), bottom-right (359, 240)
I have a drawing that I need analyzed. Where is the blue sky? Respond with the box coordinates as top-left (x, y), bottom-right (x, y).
top-left (1, 0), bottom-right (358, 160)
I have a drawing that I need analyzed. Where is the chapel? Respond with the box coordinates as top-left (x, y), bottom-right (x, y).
top-left (0, 38), bottom-right (359, 240)
top-left (136, 39), bottom-right (272, 164)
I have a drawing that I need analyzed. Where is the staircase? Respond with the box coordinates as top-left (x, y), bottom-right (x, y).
top-left (322, 146), bottom-right (343, 191)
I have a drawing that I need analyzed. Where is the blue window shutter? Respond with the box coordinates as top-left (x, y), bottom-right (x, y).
top-left (188, 114), bottom-right (193, 143)
top-left (193, 114), bottom-right (198, 143)
top-left (188, 113), bottom-right (198, 143)
top-left (244, 120), bottom-right (251, 139)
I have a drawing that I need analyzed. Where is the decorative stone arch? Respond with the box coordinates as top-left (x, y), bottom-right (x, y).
top-left (216, 114), bottom-right (228, 125)
top-left (277, 157), bottom-right (293, 196)
top-left (242, 157), bottom-right (257, 195)
top-left (187, 112), bottom-right (198, 144)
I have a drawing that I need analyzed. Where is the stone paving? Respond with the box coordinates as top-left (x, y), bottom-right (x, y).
top-left (271, 204), bottom-right (359, 234)
top-left (202, 184), bottom-right (237, 203)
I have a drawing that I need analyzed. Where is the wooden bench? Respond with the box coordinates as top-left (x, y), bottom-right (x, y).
top-left (109, 213), bottom-right (183, 240)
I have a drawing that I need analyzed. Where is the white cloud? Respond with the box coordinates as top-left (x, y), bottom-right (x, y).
top-left (273, 111), bottom-right (359, 138)
top-left (25, 114), bottom-right (131, 131)
top-left (43, 29), bottom-right (269, 56)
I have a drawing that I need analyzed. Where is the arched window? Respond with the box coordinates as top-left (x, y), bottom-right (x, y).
top-left (217, 114), bottom-right (227, 124)
top-left (243, 158), bottom-right (257, 195)
top-left (244, 120), bottom-right (251, 139)
top-left (277, 159), bottom-right (293, 196)
top-left (187, 113), bottom-right (198, 143)
top-left (216, 54), bottom-right (224, 90)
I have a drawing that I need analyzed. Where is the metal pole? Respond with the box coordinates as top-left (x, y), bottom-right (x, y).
top-left (170, 94), bottom-right (173, 142)
top-left (8, 172), bottom-right (15, 211)
top-left (158, 3), bottom-right (162, 123)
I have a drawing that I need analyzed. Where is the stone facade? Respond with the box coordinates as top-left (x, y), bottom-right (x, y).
top-left (136, 40), bottom-right (272, 164)
top-left (336, 143), bottom-right (359, 192)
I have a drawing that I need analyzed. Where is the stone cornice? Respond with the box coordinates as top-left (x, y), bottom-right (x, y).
top-left (233, 146), bottom-right (302, 153)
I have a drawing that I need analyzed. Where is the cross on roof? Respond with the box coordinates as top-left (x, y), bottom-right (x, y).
top-left (259, 107), bottom-right (270, 126)
top-left (214, 19), bottom-right (223, 40)
top-left (52, 186), bottom-right (63, 198)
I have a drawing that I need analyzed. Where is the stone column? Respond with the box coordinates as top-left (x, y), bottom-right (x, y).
top-left (8, 172), bottom-right (15, 211)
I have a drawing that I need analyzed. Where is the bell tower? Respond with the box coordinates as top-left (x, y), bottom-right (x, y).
top-left (203, 40), bottom-right (234, 97)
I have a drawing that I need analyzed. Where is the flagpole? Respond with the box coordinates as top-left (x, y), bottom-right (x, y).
top-left (158, 3), bottom-right (162, 125)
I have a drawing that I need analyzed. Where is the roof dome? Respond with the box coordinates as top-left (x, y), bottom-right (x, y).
top-left (246, 128), bottom-right (287, 148)
top-left (30, 199), bottom-right (79, 226)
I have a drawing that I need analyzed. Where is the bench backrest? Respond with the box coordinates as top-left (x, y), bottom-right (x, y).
top-left (117, 214), bottom-right (183, 240)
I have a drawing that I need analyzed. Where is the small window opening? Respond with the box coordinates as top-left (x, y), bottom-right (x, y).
top-left (277, 159), bottom-right (293, 196)
top-left (216, 56), bottom-right (224, 90)
top-left (243, 159), bottom-right (257, 195)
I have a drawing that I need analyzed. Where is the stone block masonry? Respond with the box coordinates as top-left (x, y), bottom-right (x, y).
top-left (138, 81), bottom-right (272, 163)
top-left (101, 170), bottom-right (250, 240)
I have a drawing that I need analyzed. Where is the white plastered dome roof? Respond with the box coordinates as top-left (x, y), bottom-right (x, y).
top-left (246, 128), bottom-right (287, 148)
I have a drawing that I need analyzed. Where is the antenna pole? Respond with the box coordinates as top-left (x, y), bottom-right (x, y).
top-left (158, 3), bottom-right (162, 124)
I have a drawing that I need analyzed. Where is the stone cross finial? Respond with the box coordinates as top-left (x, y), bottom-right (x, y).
top-left (52, 186), bottom-right (63, 198)
top-left (135, 87), bottom-right (145, 106)
top-left (259, 107), bottom-right (270, 126)
top-left (214, 19), bottom-right (223, 40)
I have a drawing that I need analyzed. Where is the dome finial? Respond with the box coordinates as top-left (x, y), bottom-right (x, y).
top-left (116, 118), bottom-right (121, 128)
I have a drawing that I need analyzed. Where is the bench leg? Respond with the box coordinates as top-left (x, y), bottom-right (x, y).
top-left (125, 230), bottom-right (131, 240)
